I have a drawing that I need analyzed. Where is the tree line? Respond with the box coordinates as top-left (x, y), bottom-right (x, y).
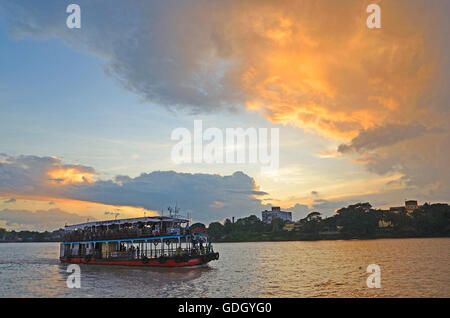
top-left (191, 202), bottom-right (450, 242)
top-left (1, 202), bottom-right (449, 242)
top-left (0, 228), bottom-right (64, 242)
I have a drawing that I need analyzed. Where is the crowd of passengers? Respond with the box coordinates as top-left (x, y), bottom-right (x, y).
top-left (64, 223), bottom-right (190, 242)
top-left (114, 237), bottom-right (213, 259)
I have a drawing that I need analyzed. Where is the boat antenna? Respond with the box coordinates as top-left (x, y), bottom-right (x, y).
top-left (174, 204), bottom-right (179, 218)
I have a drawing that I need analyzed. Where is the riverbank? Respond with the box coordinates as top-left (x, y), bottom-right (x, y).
top-left (204, 203), bottom-right (450, 243)
top-left (1, 233), bottom-right (449, 244)
top-left (1, 234), bottom-right (449, 244)
top-left (211, 232), bottom-right (450, 243)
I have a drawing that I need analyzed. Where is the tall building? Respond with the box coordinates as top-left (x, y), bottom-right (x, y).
top-left (261, 207), bottom-right (292, 224)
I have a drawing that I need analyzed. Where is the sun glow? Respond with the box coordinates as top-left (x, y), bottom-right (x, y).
top-left (48, 168), bottom-right (95, 184)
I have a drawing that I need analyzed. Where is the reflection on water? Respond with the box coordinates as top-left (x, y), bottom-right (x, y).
top-left (0, 238), bottom-right (449, 297)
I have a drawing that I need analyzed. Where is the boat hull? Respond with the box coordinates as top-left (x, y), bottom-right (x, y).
top-left (60, 253), bottom-right (219, 267)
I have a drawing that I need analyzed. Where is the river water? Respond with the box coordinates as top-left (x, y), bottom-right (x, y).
top-left (0, 238), bottom-right (448, 297)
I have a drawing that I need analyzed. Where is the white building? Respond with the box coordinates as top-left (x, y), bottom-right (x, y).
top-left (262, 207), bottom-right (292, 224)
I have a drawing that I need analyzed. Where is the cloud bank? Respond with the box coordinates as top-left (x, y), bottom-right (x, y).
top-left (0, 208), bottom-right (90, 231)
top-left (0, 1), bottom-right (448, 208)
top-left (0, 1), bottom-right (446, 134)
top-left (0, 155), bottom-right (266, 223)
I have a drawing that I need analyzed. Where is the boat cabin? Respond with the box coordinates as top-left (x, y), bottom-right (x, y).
top-left (63, 216), bottom-right (190, 242)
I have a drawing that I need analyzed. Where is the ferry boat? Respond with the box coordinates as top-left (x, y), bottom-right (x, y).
top-left (59, 214), bottom-right (219, 267)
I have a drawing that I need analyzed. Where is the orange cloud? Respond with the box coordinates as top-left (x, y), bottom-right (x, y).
top-left (48, 168), bottom-right (95, 184)
top-left (10, 0), bottom-right (441, 142)
top-left (216, 0), bottom-right (437, 140)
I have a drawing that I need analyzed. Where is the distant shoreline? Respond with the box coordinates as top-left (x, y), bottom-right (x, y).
top-left (1, 234), bottom-right (448, 244)
top-left (1, 202), bottom-right (449, 244)
top-left (211, 234), bottom-right (450, 243)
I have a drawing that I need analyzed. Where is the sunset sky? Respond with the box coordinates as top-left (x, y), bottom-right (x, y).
top-left (0, 0), bottom-right (449, 230)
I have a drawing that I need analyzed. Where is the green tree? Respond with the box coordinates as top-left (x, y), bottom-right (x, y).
top-left (271, 217), bottom-right (283, 232)
top-left (223, 218), bottom-right (234, 234)
top-left (207, 222), bottom-right (225, 240)
top-left (335, 203), bottom-right (378, 235)
top-left (190, 222), bottom-right (206, 230)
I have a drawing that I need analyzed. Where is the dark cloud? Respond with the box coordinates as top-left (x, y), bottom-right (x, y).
top-left (337, 124), bottom-right (429, 154)
top-left (0, 0), bottom-right (243, 113)
top-left (65, 171), bottom-right (266, 222)
top-left (0, 208), bottom-right (91, 231)
top-left (0, 155), bottom-right (266, 223)
top-left (0, 154), bottom-right (95, 195)
top-left (3, 198), bottom-right (16, 204)
top-left (336, 125), bottom-right (450, 198)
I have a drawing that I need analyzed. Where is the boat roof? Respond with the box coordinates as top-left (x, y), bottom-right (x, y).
top-left (65, 216), bottom-right (189, 231)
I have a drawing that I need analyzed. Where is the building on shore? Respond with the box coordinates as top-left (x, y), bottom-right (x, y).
top-left (405, 200), bottom-right (419, 213)
top-left (262, 207), bottom-right (292, 224)
top-left (283, 222), bottom-right (295, 231)
top-left (390, 200), bottom-right (420, 214)
top-left (389, 206), bottom-right (406, 213)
